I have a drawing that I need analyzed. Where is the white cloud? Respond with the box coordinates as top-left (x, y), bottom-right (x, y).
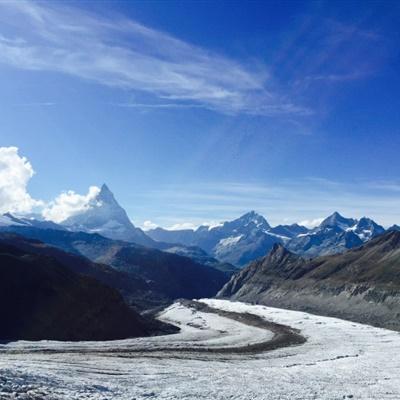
top-left (298, 218), bottom-right (324, 229)
top-left (42, 186), bottom-right (100, 223)
top-left (0, 146), bottom-right (42, 214)
top-left (0, 1), bottom-right (310, 117)
top-left (141, 220), bottom-right (158, 230)
top-left (167, 222), bottom-right (198, 231)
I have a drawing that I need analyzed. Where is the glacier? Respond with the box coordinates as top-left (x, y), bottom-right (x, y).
top-left (1, 299), bottom-right (400, 399)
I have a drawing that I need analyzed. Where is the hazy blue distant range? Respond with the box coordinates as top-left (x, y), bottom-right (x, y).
top-left (1, 184), bottom-right (396, 268)
top-left (148, 210), bottom-right (392, 266)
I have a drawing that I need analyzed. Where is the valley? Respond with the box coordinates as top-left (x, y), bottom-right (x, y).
top-left (2, 1), bottom-right (399, 398)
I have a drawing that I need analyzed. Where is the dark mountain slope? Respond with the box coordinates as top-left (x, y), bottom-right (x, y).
top-left (0, 232), bottom-right (167, 309)
top-left (219, 231), bottom-right (400, 330)
top-left (0, 227), bottom-right (229, 307)
top-left (0, 239), bottom-right (153, 341)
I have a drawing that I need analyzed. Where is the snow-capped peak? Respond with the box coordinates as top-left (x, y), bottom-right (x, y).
top-left (96, 183), bottom-right (118, 205)
top-left (62, 184), bottom-right (154, 246)
top-left (319, 211), bottom-right (357, 231)
top-left (351, 217), bottom-right (385, 241)
top-left (235, 211), bottom-right (271, 229)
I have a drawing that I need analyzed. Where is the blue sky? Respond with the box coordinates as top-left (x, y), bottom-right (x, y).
top-left (1, 0), bottom-right (400, 228)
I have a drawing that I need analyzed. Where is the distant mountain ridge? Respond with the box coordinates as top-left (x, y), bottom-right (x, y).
top-left (286, 212), bottom-right (385, 257)
top-left (148, 210), bottom-right (387, 266)
top-left (1, 184), bottom-right (391, 267)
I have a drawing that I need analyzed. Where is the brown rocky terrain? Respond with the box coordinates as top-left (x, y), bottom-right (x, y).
top-left (218, 231), bottom-right (400, 330)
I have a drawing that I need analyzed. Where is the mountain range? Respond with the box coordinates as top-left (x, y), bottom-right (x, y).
top-left (218, 230), bottom-right (400, 330)
top-left (1, 184), bottom-right (390, 268)
top-left (148, 210), bottom-right (386, 266)
top-left (1, 182), bottom-right (400, 339)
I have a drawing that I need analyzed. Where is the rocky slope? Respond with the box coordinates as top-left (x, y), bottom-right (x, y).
top-left (0, 237), bottom-right (156, 341)
top-left (0, 227), bottom-right (229, 309)
top-left (218, 231), bottom-right (400, 330)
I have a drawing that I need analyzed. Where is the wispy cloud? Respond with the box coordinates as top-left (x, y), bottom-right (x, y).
top-left (131, 179), bottom-right (400, 229)
top-left (0, 1), bottom-right (311, 117)
top-left (115, 102), bottom-right (205, 110)
top-left (12, 102), bottom-right (55, 107)
top-left (277, 15), bottom-right (387, 92)
top-left (301, 71), bottom-right (371, 84)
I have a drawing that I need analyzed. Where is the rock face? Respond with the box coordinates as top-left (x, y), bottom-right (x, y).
top-left (269, 223), bottom-right (309, 239)
top-left (63, 184), bottom-right (155, 247)
top-left (1, 227), bottom-right (229, 309)
top-left (218, 231), bottom-right (400, 330)
top-left (0, 236), bottom-right (153, 341)
top-left (353, 217), bottom-right (386, 241)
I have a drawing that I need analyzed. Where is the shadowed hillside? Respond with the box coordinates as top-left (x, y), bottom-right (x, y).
top-left (0, 239), bottom-right (155, 341)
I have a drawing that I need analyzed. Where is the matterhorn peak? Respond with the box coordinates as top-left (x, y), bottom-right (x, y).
top-left (100, 183), bottom-right (111, 193)
top-left (62, 184), bottom-right (154, 246)
top-left (97, 183), bottom-right (118, 204)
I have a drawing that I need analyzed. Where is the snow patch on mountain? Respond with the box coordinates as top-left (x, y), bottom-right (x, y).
top-left (0, 213), bottom-right (26, 227)
top-left (217, 235), bottom-right (243, 248)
